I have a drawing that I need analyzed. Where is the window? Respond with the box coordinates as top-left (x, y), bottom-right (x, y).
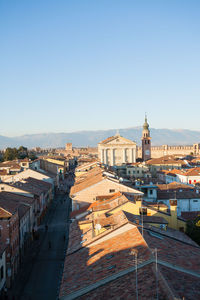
top-left (149, 189), bottom-right (153, 195)
top-left (193, 200), bottom-right (198, 202)
top-left (109, 189), bottom-right (115, 193)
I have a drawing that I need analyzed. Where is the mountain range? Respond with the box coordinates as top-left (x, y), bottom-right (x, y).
top-left (1, 127), bottom-right (200, 149)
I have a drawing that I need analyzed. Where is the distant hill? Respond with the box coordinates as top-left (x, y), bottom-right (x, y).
top-left (1, 127), bottom-right (200, 149)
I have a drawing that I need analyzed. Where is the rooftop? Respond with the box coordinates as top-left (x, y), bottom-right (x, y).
top-left (71, 173), bottom-right (104, 195)
top-left (146, 156), bottom-right (186, 166)
top-left (60, 209), bottom-right (200, 299)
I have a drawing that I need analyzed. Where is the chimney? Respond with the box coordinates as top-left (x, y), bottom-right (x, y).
top-left (135, 195), bottom-right (142, 214)
top-left (169, 199), bottom-right (178, 230)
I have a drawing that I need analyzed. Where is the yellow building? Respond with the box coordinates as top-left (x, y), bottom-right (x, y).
top-left (78, 193), bottom-right (186, 232)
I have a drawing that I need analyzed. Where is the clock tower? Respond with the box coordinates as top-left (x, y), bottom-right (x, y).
top-left (141, 115), bottom-right (151, 161)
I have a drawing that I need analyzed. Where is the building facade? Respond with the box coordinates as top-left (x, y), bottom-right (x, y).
top-left (98, 133), bottom-right (137, 166)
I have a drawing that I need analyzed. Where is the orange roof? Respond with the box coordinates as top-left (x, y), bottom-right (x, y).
top-left (89, 192), bottom-right (122, 207)
top-left (70, 204), bottom-right (90, 218)
top-left (60, 208), bottom-right (200, 299)
top-left (60, 224), bottom-right (150, 298)
top-left (157, 182), bottom-right (194, 191)
top-left (99, 136), bottom-right (116, 144)
top-left (183, 167), bottom-right (200, 176)
top-left (87, 192), bottom-right (128, 212)
top-left (75, 166), bottom-right (103, 183)
top-left (147, 156), bottom-right (186, 166)
top-left (167, 169), bottom-right (185, 175)
top-left (71, 173), bottom-right (104, 195)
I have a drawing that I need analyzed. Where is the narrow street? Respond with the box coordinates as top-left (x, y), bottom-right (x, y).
top-left (9, 192), bottom-right (72, 300)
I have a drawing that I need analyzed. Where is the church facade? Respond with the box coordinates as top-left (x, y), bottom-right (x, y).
top-left (98, 134), bottom-right (137, 166)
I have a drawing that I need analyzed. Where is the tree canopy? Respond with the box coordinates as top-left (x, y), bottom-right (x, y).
top-left (3, 146), bottom-right (37, 161)
top-left (186, 216), bottom-right (200, 246)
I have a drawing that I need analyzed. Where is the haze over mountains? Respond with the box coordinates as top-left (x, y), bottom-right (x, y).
top-left (1, 127), bottom-right (200, 149)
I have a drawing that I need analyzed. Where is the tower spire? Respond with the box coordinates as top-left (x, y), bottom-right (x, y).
top-left (141, 115), bottom-right (151, 161)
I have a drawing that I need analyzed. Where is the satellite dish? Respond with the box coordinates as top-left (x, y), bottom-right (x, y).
top-left (95, 223), bottom-right (102, 231)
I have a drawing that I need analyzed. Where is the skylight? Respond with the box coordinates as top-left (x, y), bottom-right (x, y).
top-left (149, 231), bottom-right (164, 240)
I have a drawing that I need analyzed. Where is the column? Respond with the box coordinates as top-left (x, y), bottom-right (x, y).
top-left (101, 149), bottom-right (104, 164)
top-left (113, 149), bottom-right (115, 166)
top-left (129, 148), bottom-right (132, 163)
top-left (123, 148), bottom-right (126, 163)
top-left (111, 149), bottom-right (115, 166)
top-left (104, 149), bottom-right (108, 165)
top-left (132, 148), bottom-right (136, 163)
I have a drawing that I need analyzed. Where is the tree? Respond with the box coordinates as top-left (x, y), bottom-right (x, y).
top-left (3, 146), bottom-right (31, 161)
top-left (186, 216), bottom-right (200, 246)
top-left (3, 147), bottom-right (18, 161)
top-left (28, 152), bottom-right (37, 161)
top-left (17, 146), bottom-right (28, 159)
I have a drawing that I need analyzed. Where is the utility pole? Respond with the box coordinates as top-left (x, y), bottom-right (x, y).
top-left (131, 249), bottom-right (138, 300)
top-left (135, 251), bottom-right (138, 300)
top-left (155, 248), bottom-right (159, 300)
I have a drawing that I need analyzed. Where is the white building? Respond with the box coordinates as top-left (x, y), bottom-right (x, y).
top-left (98, 133), bottom-right (137, 166)
top-left (3, 169), bottom-right (54, 187)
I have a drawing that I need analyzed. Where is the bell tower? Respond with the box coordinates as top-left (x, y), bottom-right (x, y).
top-left (141, 114), bottom-right (151, 161)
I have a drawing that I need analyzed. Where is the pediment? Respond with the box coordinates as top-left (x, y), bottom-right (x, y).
top-left (101, 135), bottom-right (136, 145)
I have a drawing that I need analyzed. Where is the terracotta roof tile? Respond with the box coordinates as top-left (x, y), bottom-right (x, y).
top-left (71, 173), bottom-right (104, 195)
top-left (70, 204), bottom-right (91, 218)
top-left (181, 211), bottom-right (200, 221)
top-left (59, 226), bottom-right (150, 298)
top-left (157, 182), bottom-right (194, 191)
top-left (147, 156), bottom-right (186, 166)
top-left (59, 210), bottom-right (200, 299)
top-left (98, 136), bottom-right (116, 144)
top-left (157, 190), bottom-right (200, 200)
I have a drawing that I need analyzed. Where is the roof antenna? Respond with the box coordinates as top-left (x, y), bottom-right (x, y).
top-left (131, 249), bottom-right (139, 300)
top-left (155, 248), bottom-right (159, 300)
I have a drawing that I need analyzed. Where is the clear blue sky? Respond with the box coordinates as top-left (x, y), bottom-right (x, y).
top-left (1, 0), bottom-right (200, 136)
